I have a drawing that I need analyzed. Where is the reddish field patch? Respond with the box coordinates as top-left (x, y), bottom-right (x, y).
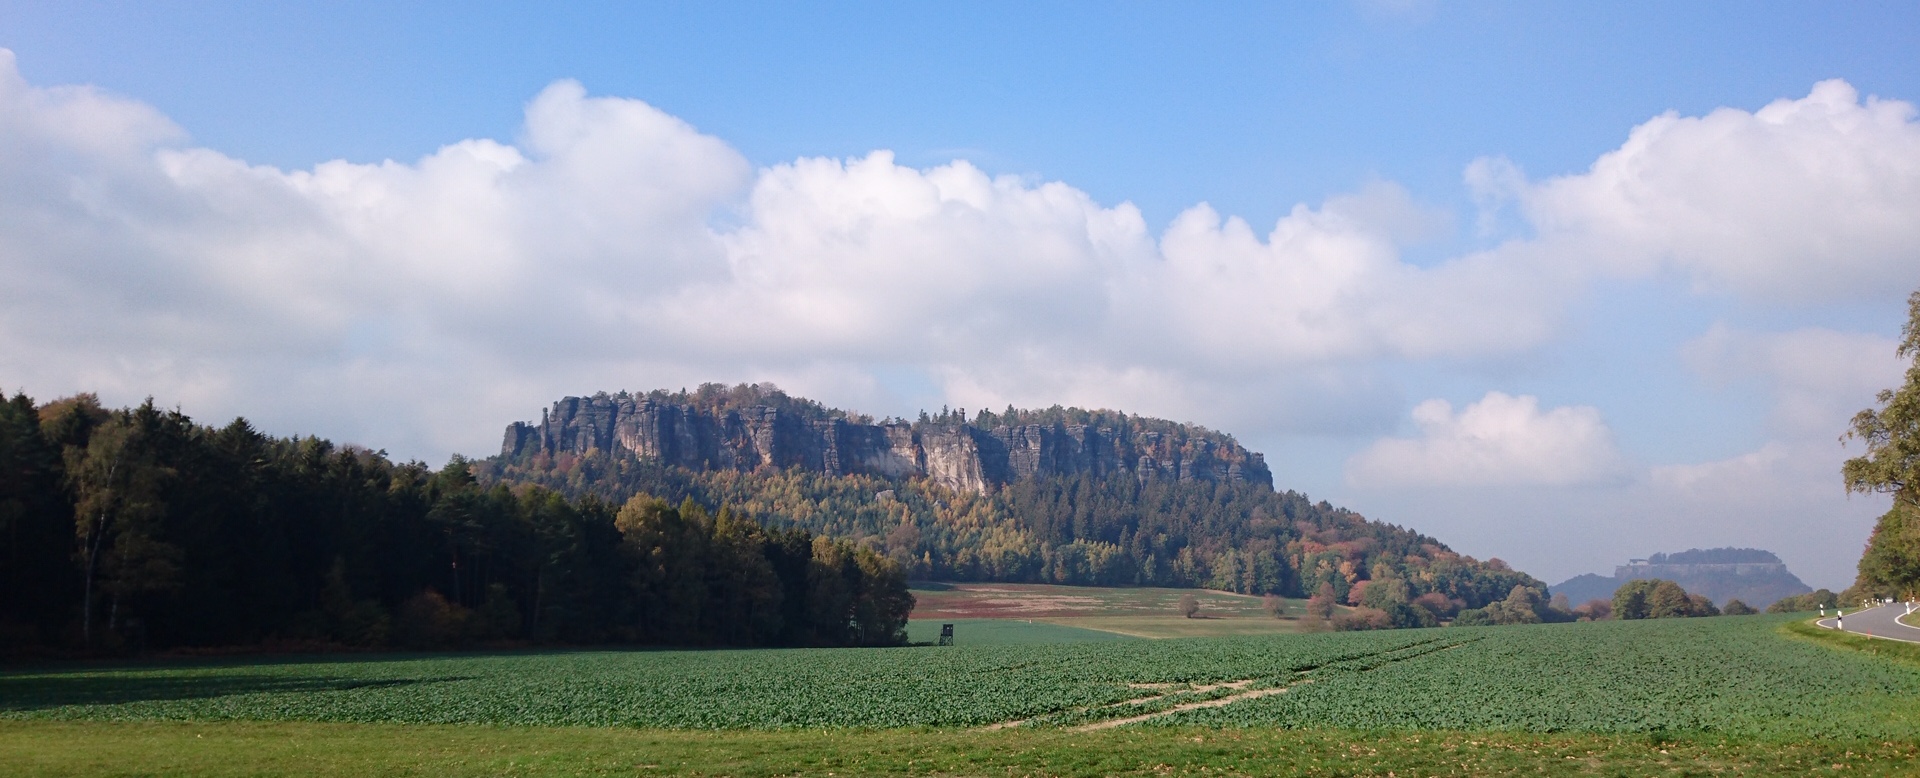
top-left (909, 582), bottom-right (1286, 620)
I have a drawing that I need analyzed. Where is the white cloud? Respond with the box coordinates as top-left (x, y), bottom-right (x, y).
top-left (1344, 442), bottom-right (1887, 590)
top-left (4, 50), bottom-right (1915, 588)
top-left (1136, 183), bottom-right (1569, 367)
top-left (1505, 79), bottom-right (1920, 303)
top-left (0, 51), bottom-right (1575, 458)
top-left (1345, 392), bottom-right (1629, 488)
top-left (2, 44), bottom-right (1918, 501)
top-left (1651, 442), bottom-right (1795, 495)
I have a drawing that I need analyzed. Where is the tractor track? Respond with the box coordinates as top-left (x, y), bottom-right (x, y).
top-left (979, 635), bottom-right (1480, 731)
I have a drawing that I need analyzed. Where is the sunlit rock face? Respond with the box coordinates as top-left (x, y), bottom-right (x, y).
top-left (501, 391), bottom-right (1273, 495)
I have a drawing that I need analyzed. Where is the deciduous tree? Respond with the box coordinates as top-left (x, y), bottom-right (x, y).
top-left (1845, 289), bottom-right (1920, 596)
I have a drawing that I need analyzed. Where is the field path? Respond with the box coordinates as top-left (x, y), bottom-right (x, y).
top-left (1072, 679), bottom-right (1308, 731)
top-left (981, 635), bottom-right (1476, 731)
top-left (1817, 604), bottom-right (1920, 643)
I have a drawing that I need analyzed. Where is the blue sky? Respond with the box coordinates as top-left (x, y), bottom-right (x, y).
top-left (12, 2), bottom-right (1917, 225)
top-left (3, 2), bottom-right (1918, 588)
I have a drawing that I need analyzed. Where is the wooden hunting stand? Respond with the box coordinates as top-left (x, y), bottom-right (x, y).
top-left (937, 623), bottom-right (954, 646)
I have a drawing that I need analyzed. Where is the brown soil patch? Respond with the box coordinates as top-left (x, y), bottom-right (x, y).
top-left (909, 582), bottom-right (1281, 621)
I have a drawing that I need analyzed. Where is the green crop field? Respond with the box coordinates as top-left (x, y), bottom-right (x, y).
top-left (5, 614), bottom-right (1917, 738)
top-left (6, 615), bottom-right (1920, 776)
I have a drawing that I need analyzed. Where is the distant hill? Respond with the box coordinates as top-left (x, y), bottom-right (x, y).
top-left (479, 383), bottom-right (1543, 612)
top-left (1551, 574), bottom-right (1623, 608)
top-left (1551, 548), bottom-right (1812, 610)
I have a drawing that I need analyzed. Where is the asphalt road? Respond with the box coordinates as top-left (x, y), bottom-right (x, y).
top-left (1816, 603), bottom-right (1920, 643)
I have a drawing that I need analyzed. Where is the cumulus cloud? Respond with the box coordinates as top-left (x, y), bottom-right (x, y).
top-left (6, 49), bottom-right (1917, 588)
top-left (1354, 326), bottom-right (1904, 586)
top-left (0, 50), bottom-right (1578, 457)
top-left (1347, 437), bottom-right (1886, 589)
top-left (1345, 392), bottom-right (1629, 488)
top-left (3, 47), bottom-right (1918, 476)
top-left (1486, 79), bottom-right (1920, 303)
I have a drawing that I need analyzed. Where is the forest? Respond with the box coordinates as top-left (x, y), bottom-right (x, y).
top-left (479, 393), bottom-right (1548, 631)
top-left (0, 392), bottom-right (912, 655)
top-left (1, 384), bottom-right (1567, 656)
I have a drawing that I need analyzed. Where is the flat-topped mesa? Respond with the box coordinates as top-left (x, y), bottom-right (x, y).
top-left (1615, 548), bottom-right (1792, 579)
top-left (500, 389), bottom-right (1273, 494)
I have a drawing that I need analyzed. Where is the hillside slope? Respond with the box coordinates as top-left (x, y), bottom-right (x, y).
top-left (480, 383), bottom-right (1540, 614)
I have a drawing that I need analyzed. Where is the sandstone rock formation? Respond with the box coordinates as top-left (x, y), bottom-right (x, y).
top-left (501, 389), bottom-right (1272, 495)
top-left (1551, 547), bottom-right (1813, 610)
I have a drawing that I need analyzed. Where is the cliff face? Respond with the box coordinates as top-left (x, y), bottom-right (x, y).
top-left (1614, 561), bottom-right (1791, 579)
top-left (501, 391), bottom-right (1273, 494)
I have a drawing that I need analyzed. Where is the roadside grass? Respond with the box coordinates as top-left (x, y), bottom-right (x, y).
top-left (1784, 617), bottom-right (1920, 667)
top-left (5, 720), bottom-right (1918, 777)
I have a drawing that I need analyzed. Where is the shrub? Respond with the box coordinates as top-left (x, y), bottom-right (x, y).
top-left (396, 590), bottom-right (473, 649)
top-left (1306, 584), bottom-right (1338, 620)
top-left (1767, 589), bottom-right (1839, 613)
top-left (1451, 608), bottom-right (1492, 627)
top-left (1573, 599), bottom-right (1612, 621)
top-left (1333, 607), bottom-right (1393, 631)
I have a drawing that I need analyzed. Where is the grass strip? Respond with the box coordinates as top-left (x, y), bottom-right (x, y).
top-left (1783, 618), bottom-right (1920, 667)
top-left (4, 720), bottom-right (1918, 777)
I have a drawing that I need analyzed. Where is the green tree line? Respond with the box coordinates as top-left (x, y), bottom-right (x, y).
top-left (0, 393), bottom-right (911, 655)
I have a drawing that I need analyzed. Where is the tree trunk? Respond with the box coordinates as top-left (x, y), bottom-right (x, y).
top-left (81, 510), bottom-right (107, 647)
top-left (530, 569), bottom-right (543, 635)
top-left (81, 555), bottom-right (92, 646)
top-left (450, 544), bottom-right (461, 607)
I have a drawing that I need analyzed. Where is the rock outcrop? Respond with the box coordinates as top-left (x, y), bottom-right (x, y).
top-left (1551, 548), bottom-right (1813, 610)
top-left (501, 390), bottom-right (1273, 494)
